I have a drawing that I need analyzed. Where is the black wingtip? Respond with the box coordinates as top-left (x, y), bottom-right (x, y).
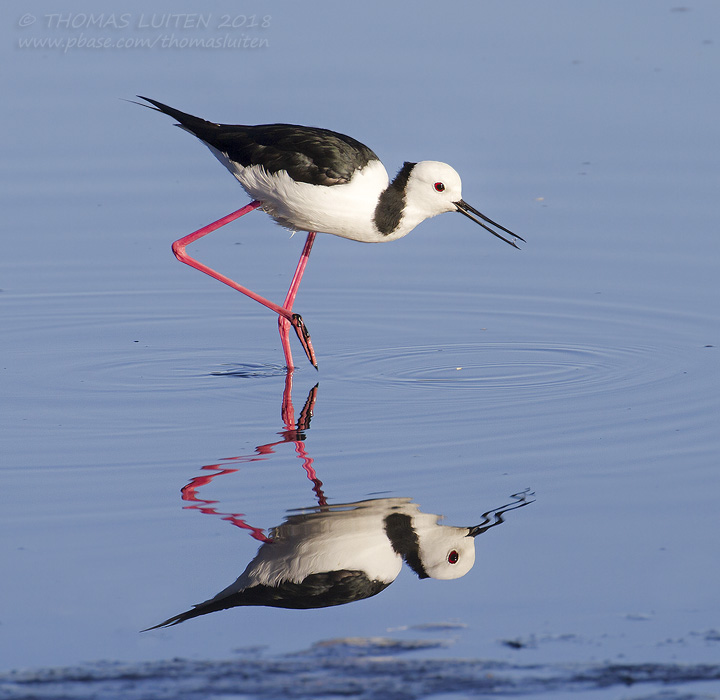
top-left (121, 96), bottom-right (157, 110)
top-left (135, 95), bottom-right (165, 112)
top-left (134, 95), bottom-right (180, 117)
top-left (132, 96), bottom-right (220, 138)
top-left (141, 610), bottom-right (193, 632)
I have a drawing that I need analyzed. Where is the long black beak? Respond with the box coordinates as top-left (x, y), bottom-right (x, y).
top-left (455, 199), bottom-right (525, 249)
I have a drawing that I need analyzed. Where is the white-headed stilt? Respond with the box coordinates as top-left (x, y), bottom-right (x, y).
top-left (137, 97), bottom-right (525, 369)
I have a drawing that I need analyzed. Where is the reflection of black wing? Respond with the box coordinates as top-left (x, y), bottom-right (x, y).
top-left (242, 570), bottom-right (391, 609)
top-left (144, 571), bottom-right (390, 629)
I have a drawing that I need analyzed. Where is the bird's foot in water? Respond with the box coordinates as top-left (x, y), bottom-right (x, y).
top-left (291, 314), bottom-right (318, 369)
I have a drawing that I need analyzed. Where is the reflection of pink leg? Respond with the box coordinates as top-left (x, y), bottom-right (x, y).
top-left (180, 377), bottom-right (326, 537)
top-left (280, 373), bottom-right (326, 506)
top-left (171, 201), bottom-right (317, 369)
top-left (278, 232), bottom-right (318, 370)
top-left (181, 465), bottom-right (272, 543)
top-left (281, 370), bottom-right (296, 428)
top-left (297, 441), bottom-right (327, 507)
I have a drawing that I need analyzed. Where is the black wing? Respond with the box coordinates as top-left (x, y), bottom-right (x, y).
top-left (138, 96), bottom-right (379, 186)
top-left (143, 570), bottom-right (391, 629)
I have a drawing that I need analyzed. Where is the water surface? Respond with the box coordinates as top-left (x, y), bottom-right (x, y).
top-left (2, 2), bottom-right (720, 698)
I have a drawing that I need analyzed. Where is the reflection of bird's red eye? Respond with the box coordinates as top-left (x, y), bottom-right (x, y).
top-left (434, 182), bottom-right (445, 192)
top-left (448, 550), bottom-right (459, 564)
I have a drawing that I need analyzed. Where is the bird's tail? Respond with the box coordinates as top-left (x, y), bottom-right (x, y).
top-left (134, 96), bottom-right (219, 138)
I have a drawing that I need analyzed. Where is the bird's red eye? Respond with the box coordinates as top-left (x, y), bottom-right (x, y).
top-left (448, 550), bottom-right (459, 564)
top-left (434, 182), bottom-right (445, 192)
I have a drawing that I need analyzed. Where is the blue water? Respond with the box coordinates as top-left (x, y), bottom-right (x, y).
top-left (3, 2), bottom-right (720, 698)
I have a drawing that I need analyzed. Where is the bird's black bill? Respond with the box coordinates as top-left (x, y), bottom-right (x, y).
top-left (455, 200), bottom-right (525, 249)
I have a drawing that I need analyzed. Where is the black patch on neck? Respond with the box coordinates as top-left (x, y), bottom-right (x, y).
top-left (374, 162), bottom-right (416, 235)
top-left (384, 511), bottom-right (429, 579)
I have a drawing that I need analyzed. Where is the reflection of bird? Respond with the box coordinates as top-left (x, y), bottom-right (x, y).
top-left (138, 97), bottom-right (525, 369)
top-left (145, 497), bottom-right (502, 629)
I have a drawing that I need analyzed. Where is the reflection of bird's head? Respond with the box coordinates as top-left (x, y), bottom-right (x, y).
top-left (383, 510), bottom-right (477, 580)
top-left (416, 525), bottom-right (476, 580)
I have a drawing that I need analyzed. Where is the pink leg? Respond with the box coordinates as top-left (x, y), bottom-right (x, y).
top-left (171, 201), bottom-right (317, 368)
top-left (278, 232), bottom-right (317, 370)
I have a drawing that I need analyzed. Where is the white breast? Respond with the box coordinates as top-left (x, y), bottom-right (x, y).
top-left (208, 146), bottom-right (399, 243)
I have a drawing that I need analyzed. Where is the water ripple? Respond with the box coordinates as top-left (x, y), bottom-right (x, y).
top-left (331, 341), bottom-right (680, 402)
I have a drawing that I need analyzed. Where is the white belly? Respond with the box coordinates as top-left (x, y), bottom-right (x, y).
top-left (208, 147), bottom-right (405, 242)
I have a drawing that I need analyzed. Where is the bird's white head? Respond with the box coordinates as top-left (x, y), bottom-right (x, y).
top-left (405, 161), bottom-right (464, 219)
top-left (394, 160), bottom-right (524, 248)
